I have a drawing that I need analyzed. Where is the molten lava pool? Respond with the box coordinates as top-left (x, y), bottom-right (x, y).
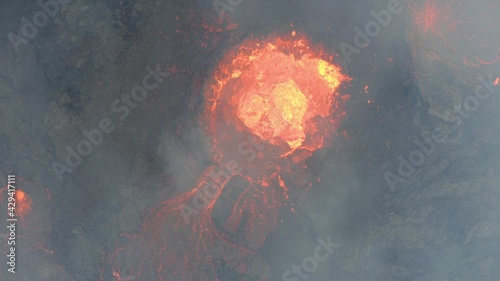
top-left (207, 33), bottom-right (351, 153)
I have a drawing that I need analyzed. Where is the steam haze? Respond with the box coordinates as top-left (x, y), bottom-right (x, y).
top-left (0, 0), bottom-right (498, 280)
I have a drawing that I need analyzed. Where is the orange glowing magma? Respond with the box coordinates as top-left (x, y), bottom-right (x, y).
top-left (1, 186), bottom-right (32, 222)
top-left (207, 33), bottom-right (350, 152)
top-left (15, 190), bottom-right (32, 221)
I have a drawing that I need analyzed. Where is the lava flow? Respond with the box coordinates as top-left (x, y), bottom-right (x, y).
top-left (209, 34), bottom-right (350, 152)
top-left (110, 32), bottom-right (350, 281)
top-left (408, 0), bottom-right (500, 72)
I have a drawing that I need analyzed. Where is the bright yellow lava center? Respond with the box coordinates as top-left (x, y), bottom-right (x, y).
top-left (237, 79), bottom-right (308, 149)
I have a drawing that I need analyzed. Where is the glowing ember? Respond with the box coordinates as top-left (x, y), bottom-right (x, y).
top-left (407, 0), bottom-right (500, 115)
top-left (408, 0), bottom-right (500, 68)
top-left (410, 0), bottom-right (458, 35)
top-left (0, 186), bottom-right (32, 222)
top-left (15, 190), bottom-right (32, 221)
top-left (407, 0), bottom-right (461, 67)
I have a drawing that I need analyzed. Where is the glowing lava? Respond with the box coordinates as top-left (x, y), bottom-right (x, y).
top-left (410, 0), bottom-right (458, 36)
top-left (208, 34), bottom-right (350, 153)
top-left (109, 33), bottom-right (350, 281)
top-left (0, 186), bottom-right (32, 222)
top-left (237, 79), bottom-right (308, 149)
top-left (408, 0), bottom-right (500, 69)
top-left (15, 189), bottom-right (32, 221)
top-left (407, 0), bottom-right (500, 119)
